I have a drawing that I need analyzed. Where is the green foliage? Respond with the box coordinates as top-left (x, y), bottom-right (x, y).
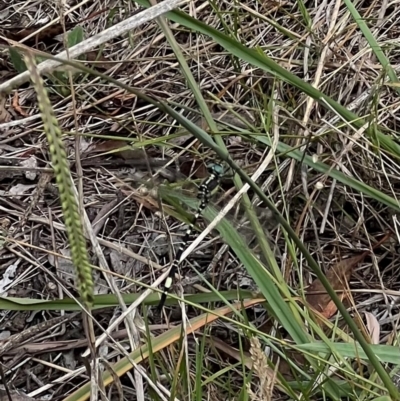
top-left (0, 290), bottom-right (257, 311)
top-left (48, 25), bottom-right (86, 96)
top-left (10, 27), bottom-right (85, 97)
top-left (68, 25), bottom-right (84, 48)
top-left (297, 342), bottom-right (400, 365)
top-left (9, 47), bottom-right (27, 73)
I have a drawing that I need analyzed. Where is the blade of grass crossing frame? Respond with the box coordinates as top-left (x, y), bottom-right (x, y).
top-left (158, 173), bottom-right (398, 398)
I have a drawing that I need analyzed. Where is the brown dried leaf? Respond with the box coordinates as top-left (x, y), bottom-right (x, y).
top-left (306, 254), bottom-right (366, 318)
top-left (364, 312), bottom-right (380, 344)
top-left (85, 140), bottom-right (129, 155)
top-left (12, 91), bottom-right (28, 117)
top-left (210, 336), bottom-right (253, 370)
top-left (85, 51), bottom-right (115, 71)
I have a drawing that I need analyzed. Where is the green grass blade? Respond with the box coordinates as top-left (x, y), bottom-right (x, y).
top-left (297, 342), bottom-right (400, 365)
top-left (342, 0), bottom-right (400, 95)
top-left (256, 135), bottom-right (400, 211)
top-left (154, 4), bottom-right (274, 282)
top-left (0, 290), bottom-right (258, 311)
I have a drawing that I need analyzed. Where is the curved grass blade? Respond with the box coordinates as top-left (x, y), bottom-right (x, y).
top-left (155, 7), bottom-right (275, 296)
top-left (342, 0), bottom-right (400, 95)
top-left (158, 176), bottom-right (399, 399)
top-left (297, 342), bottom-right (400, 366)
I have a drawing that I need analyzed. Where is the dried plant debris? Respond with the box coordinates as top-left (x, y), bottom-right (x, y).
top-left (0, 389), bottom-right (37, 401)
top-left (0, 0), bottom-right (399, 398)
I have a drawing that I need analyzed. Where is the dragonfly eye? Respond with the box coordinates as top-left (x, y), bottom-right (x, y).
top-left (208, 163), bottom-right (224, 177)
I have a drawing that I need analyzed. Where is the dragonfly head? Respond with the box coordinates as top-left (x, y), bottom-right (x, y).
top-left (207, 163), bottom-right (224, 177)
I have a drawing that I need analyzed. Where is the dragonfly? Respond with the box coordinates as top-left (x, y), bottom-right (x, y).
top-left (156, 163), bottom-right (278, 310)
top-left (157, 163), bottom-right (225, 310)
